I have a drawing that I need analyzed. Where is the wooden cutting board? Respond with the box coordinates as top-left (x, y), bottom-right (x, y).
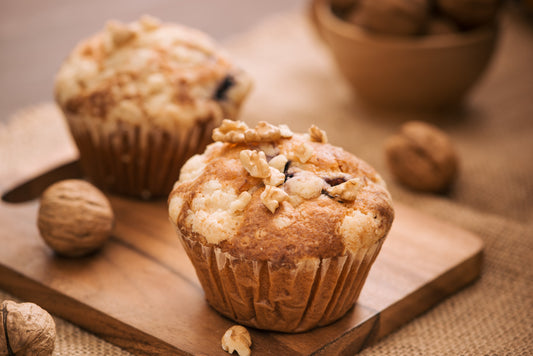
top-left (0, 159), bottom-right (483, 356)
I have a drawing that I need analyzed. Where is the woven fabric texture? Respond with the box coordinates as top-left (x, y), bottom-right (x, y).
top-left (1, 9), bottom-right (532, 356)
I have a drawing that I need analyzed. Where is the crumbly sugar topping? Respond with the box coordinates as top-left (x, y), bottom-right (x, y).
top-left (55, 16), bottom-right (251, 129)
top-left (169, 120), bottom-right (394, 256)
top-left (230, 191), bottom-right (252, 213)
top-left (285, 170), bottom-right (325, 200)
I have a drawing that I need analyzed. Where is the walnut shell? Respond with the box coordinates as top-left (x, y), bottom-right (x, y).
top-left (427, 16), bottom-right (460, 35)
top-left (385, 121), bottom-right (459, 192)
top-left (437, 0), bottom-right (501, 28)
top-left (0, 300), bottom-right (56, 356)
top-left (37, 179), bottom-right (114, 257)
top-left (347, 0), bottom-right (430, 36)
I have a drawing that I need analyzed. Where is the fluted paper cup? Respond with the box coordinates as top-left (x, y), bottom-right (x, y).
top-left (177, 230), bottom-right (384, 333)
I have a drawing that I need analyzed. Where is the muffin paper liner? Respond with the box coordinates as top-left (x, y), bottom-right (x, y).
top-left (178, 231), bottom-right (385, 333)
top-left (63, 113), bottom-right (218, 198)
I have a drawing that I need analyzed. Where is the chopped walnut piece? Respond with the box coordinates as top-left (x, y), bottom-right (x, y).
top-left (293, 142), bottom-right (314, 163)
top-left (230, 191), bottom-right (252, 213)
top-left (287, 194), bottom-right (304, 207)
top-left (245, 121), bottom-right (281, 142)
top-left (309, 125), bottom-right (328, 143)
top-left (221, 325), bottom-right (252, 356)
top-left (240, 150), bottom-right (270, 178)
top-left (106, 21), bottom-right (136, 47)
top-left (279, 124), bottom-right (294, 138)
top-left (326, 178), bottom-right (363, 201)
top-left (213, 119), bottom-right (249, 143)
top-left (263, 167), bottom-right (285, 187)
top-left (261, 186), bottom-right (288, 213)
top-left (139, 15), bottom-right (161, 30)
top-left (257, 143), bottom-right (279, 158)
top-left (268, 154), bottom-right (289, 172)
top-left (213, 120), bottom-right (291, 144)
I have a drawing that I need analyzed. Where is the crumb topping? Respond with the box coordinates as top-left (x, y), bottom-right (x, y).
top-left (55, 16), bottom-right (252, 129)
top-left (230, 191), bottom-right (252, 213)
top-left (284, 170), bottom-right (325, 200)
top-left (169, 120), bottom-right (394, 262)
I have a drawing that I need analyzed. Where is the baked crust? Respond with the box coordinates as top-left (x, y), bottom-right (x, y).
top-left (169, 121), bottom-right (394, 266)
top-left (55, 16), bottom-right (252, 130)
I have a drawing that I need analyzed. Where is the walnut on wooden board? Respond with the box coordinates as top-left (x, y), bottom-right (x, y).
top-left (0, 300), bottom-right (56, 356)
top-left (221, 325), bottom-right (252, 356)
top-left (385, 121), bottom-right (459, 193)
top-left (37, 179), bottom-right (115, 257)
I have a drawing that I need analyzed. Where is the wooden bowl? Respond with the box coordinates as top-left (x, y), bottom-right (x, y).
top-left (310, 0), bottom-right (499, 111)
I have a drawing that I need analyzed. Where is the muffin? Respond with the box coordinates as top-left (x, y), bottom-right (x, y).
top-left (168, 120), bottom-right (394, 332)
top-left (55, 16), bottom-right (252, 199)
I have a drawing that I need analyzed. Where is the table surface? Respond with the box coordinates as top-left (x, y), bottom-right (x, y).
top-left (1, 2), bottom-right (532, 355)
top-left (0, 0), bottom-right (305, 124)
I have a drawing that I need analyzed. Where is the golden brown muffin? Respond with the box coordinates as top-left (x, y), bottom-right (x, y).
top-left (55, 16), bottom-right (252, 199)
top-left (168, 120), bottom-right (394, 332)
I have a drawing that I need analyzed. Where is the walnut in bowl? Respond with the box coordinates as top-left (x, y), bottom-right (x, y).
top-left (310, 0), bottom-right (499, 112)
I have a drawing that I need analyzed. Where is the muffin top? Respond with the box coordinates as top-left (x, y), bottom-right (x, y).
top-left (169, 120), bottom-right (394, 266)
top-left (55, 16), bottom-right (252, 130)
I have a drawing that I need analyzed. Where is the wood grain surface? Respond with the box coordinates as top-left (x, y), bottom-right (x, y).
top-left (0, 158), bottom-right (483, 355)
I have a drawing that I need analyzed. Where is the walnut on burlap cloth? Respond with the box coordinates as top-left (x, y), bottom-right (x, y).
top-left (1, 8), bottom-right (532, 356)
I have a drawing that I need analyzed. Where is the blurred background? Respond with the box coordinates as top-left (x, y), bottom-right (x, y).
top-left (0, 0), bottom-right (306, 123)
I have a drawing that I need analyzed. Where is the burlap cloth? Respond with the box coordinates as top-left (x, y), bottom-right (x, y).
top-left (1, 8), bottom-right (532, 356)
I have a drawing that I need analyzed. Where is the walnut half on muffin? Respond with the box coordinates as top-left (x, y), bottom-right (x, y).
top-left (55, 16), bottom-right (252, 198)
top-left (169, 120), bottom-right (394, 332)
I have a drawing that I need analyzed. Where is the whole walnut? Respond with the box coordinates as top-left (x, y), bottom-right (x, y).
top-left (347, 0), bottom-right (430, 36)
top-left (1, 300), bottom-right (56, 356)
top-left (437, 0), bottom-right (501, 28)
top-left (385, 121), bottom-right (459, 193)
top-left (331, 0), bottom-right (358, 12)
top-left (37, 179), bottom-right (114, 257)
top-left (427, 16), bottom-right (460, 35)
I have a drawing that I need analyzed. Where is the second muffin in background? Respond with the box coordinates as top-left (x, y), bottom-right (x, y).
top-left (169, 120), bottom-right (394, 332)
top-left (55, 15), bottom-right (252, 199)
